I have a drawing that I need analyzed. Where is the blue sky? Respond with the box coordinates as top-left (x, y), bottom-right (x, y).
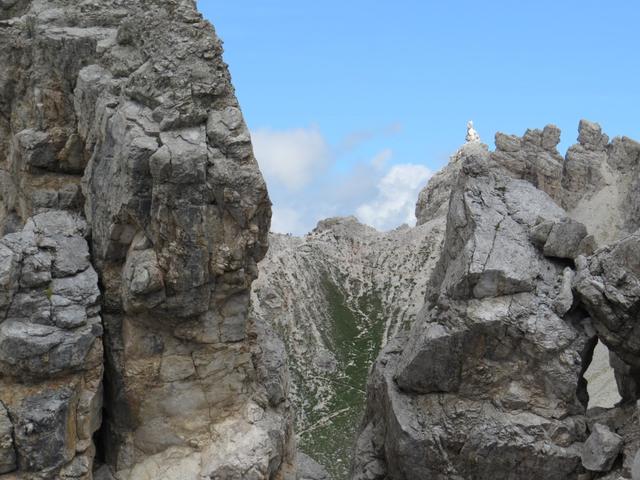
top-left (198, 1), bottom-right (640, 234)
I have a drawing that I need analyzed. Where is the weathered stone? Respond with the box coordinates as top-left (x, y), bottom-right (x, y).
top-left (0, 1), bottom-right (291, 478)
top-left (530, 218), bottom-right (554, 247)
top-left (581, 423), bottom-right (623, 472)
top-left (578, 120), bottom-right (609, 151)
top-left (297, 452), bottom-right (331, 480)
top-left (632, 449), bottom-right (640, 480)
top-left (574, 230), bottom-right (640, 369)
top-left (530, 217), bottom-right (591, 260)
top-left (199, 412), bottom-right (285, 480)
top-left (249, 316), bottom-right (289, 408)
top-left (433, 144), bottom-right (565, 300)
top-left (12, 389), bottom-right (76, 472)
top-left (491, 124), bottom-right (564, 202)
top-left (353, 142), bottom-right (595, 480)
top-left (543, 217), bottom-right (589, 259)
top-left (0, 402), bottom-right (15, 474)
top-left (394, 322), bottom-right (463, 393)
top-left (0, 211), bottom-right (103, 479)
top-left (609, 351), bottom-right (640, 402)
top-left (415, 144), bottom-right (469, 225)
top-left (553, 267), bottom-right (576, 316)
top-left (94, 465), bottom-right (116, 480)
top-left (13, 129), bottom-right (58, 170)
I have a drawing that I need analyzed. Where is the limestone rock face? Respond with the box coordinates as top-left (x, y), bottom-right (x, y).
top-left (415, 144), bottom-right (471, 225)
top-left (466, 121), bottom-right (640, 247)
top-left (491, 124), bottom-right (564, 203)
top-left (574, 231), bottom-right (640, 367)
top-left (354, 122), bottom-right (640, 480)
top-left (0, 402), bottom-right (14, 475)
top-left (562, 120), bottom-right (611, 212)
top-left (0, 211), bottom-right (103, 479)
top-left (353, 145), bottom-right (597, 480)
top-left (0, 1), bottom-right (292, 479)
top-left (417, 118), bottom-right (640, 246)
top-left (574, 230), bottom-right (640, 403)
top-left (581, 423), bottom-right (623, 472)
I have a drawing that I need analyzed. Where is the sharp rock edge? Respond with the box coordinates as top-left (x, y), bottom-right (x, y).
top-left (254, 123), bottom-right (640, 479)
top-left (0, 1), bottom-right (295, 479)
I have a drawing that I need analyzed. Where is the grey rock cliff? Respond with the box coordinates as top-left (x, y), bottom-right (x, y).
top-left (0, 211), bottom-right (103, 479)
top-left (0, 1), bottom-right (293, 479)
top-left (491, 124), bottom-right (564, 203)
top-left (415, 142), bottom-right (472, 225)
top-left (354, 144), bottom-right (596, 480)
top-left (575, 230), bottom-right (640, 403)
top-left (561, 120), bottom-right (640, 247)
top-left (353, 123), bottom-right (640, 480)
top-left (482, 121), bottom-right (640, 247)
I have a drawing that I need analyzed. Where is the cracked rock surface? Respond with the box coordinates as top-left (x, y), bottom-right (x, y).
top-left (0, 0), bottom-right (293, 479)
top-left (352, 124), bottom-right (640, 480)
top-left (0, 211), bottom-right (102, 479)
top-left (3, 0), bottom-right (640, 476)
top-left (353, 144), bottom-right (597, 480)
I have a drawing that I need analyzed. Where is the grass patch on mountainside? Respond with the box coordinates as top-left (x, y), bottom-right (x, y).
top-left (298, 276), bottom-right (384, 480)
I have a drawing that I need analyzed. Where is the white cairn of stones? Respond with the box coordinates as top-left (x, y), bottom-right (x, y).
top-left (466, 120), bottom-right (481, 143)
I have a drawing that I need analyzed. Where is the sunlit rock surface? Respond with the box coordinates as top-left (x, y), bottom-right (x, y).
top-left (353, 123), bottom-right (640, 480)
top-left (0, 0), bottom-right (293, 478)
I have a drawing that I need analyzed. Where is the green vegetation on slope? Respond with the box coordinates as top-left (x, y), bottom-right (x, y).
top-left (298, 277), bottom-right (385, 480)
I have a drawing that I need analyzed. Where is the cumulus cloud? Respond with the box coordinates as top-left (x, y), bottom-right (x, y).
top-left (251, 127), bottom-right (332, 191)
top-left (355, 164), bottom-right (433, 231)
top-left (250, 125), bottom-right (434, 235)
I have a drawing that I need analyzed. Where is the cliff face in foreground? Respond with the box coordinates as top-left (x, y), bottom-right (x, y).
top-left (352, 123), bottom-right (640, 480)
top-left (2, 2), bottom-right (638, 477)
top-left (0, 1), bottom-right (293, 479)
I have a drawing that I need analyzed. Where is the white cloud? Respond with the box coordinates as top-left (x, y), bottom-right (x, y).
top-left (251, 127), bottom-right (332, 191)
top-left (355, 164), bottom-right (433, 231)
top-left (250, 125), bottom-right (433, 235)
top-left (271, 206), bottom-right (306, 235)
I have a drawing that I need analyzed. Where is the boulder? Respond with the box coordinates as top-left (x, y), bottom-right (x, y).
top-left (541, 218), bottom-right (589, 259)
top-left (297, 452), bottom-right (331, 480)
top-left (581, 424), bottom-right (623, 472)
